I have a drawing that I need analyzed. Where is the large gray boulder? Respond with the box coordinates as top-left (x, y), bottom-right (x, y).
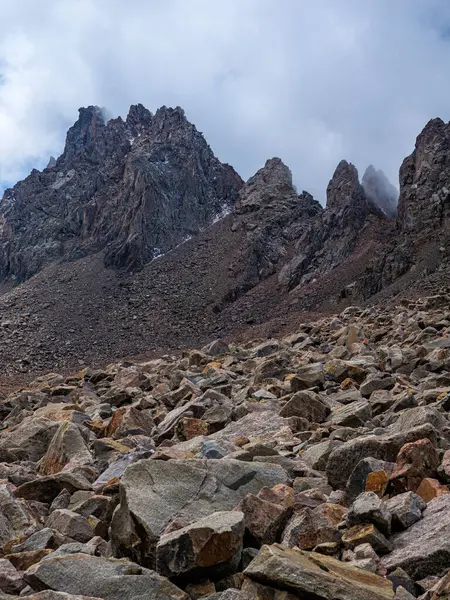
top-left (244, 544), bottom-right (394, 600)
top-left (326, 424), bottom-right (438, 489)
top-left (382, 494), bottom-right (450, 579)
top-left (110, 458), bottom-right (289, 566)
top-left (24, 553), bottom-right (187, 600)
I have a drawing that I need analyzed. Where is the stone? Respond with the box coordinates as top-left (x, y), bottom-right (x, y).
top-left (300, 440), bottom-right (343, 471)
top-left (347, 492), bottom-right (392, 535)
top-left (281, 503), bottom-right (346, 550)
top-left (360, 374), bottom-right (396, 398)
top-left (342, 524), bottom-right (392, 554)
top-left (110, 458), bottom-right (289, 566)
top-left (39, 421), bottom-right (93, 476)
top-left (382, 493), bottom-right (450, 579)
top-left (0, 418), bottom-right (59, 462)
top-left (45, 510), bottom-right (94, 543)
top-left (390, 439), bottom-right (440, 493)
top-left (24, 554), bottom-right (188, 600)
top-left (385, 492), bottom-right (426, 530)
top-left (329, 401), bottom-right (372, 428)
top-left (244, 544), bottom-right (394, 600)
top-left (0, 483), bottom-right (38, 551)
top-left (25, 593), bottom-right (104, 600)
top-left (346, 458), bottom-right (396, 501)
top-left (387, 567), bottom-right (416, 596)
top-left (327, 424), bottom-right (438, 489)
top-left (156, 511), bottom-right (244, 580)
top-left (235, 494), bottom-right (290, 547)
top-left (279, 390), bottom-right (330, 422)
top-left (0, 558), bottom-right (26, 594)
top-left (415, 478), bottom-right (449, 503)
top-left (15, 472), bottom-right (92, 503)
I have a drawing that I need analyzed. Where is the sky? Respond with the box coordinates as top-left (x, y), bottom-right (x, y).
top-left (1, 0), bottom-right (450, 201)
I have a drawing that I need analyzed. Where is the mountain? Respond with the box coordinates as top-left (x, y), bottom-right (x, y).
top-left (0, 105), bottom-right (448, 381)
top-left (0, 104), bottom-right (242, 282)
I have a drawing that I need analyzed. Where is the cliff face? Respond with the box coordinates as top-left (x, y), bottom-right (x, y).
top-left (0, 104), bottom-right (243, 281)
top-left (398, 118), bottom-right (450, 235)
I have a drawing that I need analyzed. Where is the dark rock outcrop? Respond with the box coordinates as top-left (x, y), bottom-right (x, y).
top-left (362, 165), bottom-right (398, 219)
top-left (0, 104), bottom-right (243, 281)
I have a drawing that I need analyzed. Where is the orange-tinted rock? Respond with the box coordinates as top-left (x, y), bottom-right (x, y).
top-left (416, 478), bottom-right (450, 503)
top-left (390, 438), bottom-right (439, 493)
top-left (257, 484), bottom-right (295, 508)
top-left (176, 417), bottom-right (209, 441)
top-left (365, 470), bottom-right (389, 497)
top-left (6, 549), bottom-right (53, 571)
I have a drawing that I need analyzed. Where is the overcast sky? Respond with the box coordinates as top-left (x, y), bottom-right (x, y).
top-left (1, 0), bottom-right (450, 201)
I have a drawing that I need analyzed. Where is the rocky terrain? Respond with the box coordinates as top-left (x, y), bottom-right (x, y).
top-left (0, 294), bottom-right (449, 598)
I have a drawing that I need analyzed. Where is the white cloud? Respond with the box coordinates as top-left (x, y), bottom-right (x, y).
top-left (1, 0), bottom-right (450, 200)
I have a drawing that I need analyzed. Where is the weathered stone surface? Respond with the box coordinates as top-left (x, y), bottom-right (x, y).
top-left (279, 391), bottom-right (330, 422)
top-left (0, 558), bottom-right (26, 594)
top-left (327, 425), bottom-right (438, 489)
top-left (156, 511), bottom-right (244, 580)
top-left (346, 458), bottom-right (396, 501)
top-left (45, 510), bottom-right (94, 543)
top-left (390, 438), bottom-right (440, 493)
top-left (235, 494), bottom-right (290, 547)
top-left (342, 524), bottom-right (392, 554)
top-left (24, 553), bottom-right (188, 600)
top-left (244, 544), bottom-right (394, 600)
top-left (281, 504), bottom-right (346, 550)
top-left (111, 458), bottom-right (289, 565)
top-left (415, 478), bottom-right (449, 503)
top-left (385, 492), bottom-right (426, 530)
top-left (382, 494), bottom-right (450, 579)
top-left (347, 492), bottom-right (392, 535)
top-left (39, 422), bottom-right (93, 476)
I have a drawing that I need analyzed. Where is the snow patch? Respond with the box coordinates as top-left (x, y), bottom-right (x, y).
top-left (212, 203), bottom-right (231, 224)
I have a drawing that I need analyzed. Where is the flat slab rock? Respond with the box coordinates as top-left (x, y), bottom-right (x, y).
top-left (382, 493), bottom-right (450, 579)
top-left (244, 543), bottom-right (394, 600)
top-left (111, 458), bottom-right (289, 564)
top-left (24, 553), bottom-right (187, 600)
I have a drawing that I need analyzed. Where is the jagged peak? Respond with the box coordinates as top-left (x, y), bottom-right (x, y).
top-left (415, 117), bottom-right (449, 150)
top-left (236, 157), bottom-right (297, 214)
top-left (326, 160), bottom-right (366, 213)
top-left (362, 164), bottom-right (398, 219)
top-left (126, 103), bottom-right (153, 134)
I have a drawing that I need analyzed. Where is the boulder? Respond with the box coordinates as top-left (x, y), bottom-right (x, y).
top-left (385, 492), bottom-right (426, 530)
top-left (326, 424), bottom-right (438, 489)
top-left (244, 544), bottom-right (394, 600)
top-left (347, 492), bottom-right (391, 535)
top-left (110, 458), bottom-right (289, 566)
top-left (45, 510), bottom-right (95, 543)
top-left (235, 493), bottom-right (291, 547)
top-left (39, 422), bottom-right (93, 476)
top-left (156, 511), bottom-right (244, 580)
top-left (279, 390), bottom-right (330, 422)
top-left (382, 493), bottom-right (450, 579)
top-left (24, 554), bottom-right (187, 600)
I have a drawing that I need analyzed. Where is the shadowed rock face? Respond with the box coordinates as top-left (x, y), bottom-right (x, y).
top-left (278, 160), bottom-right (375, 291)
top-left (398, 118), bottom-right (450, 234)
top-left (362, 165), bottom-right (398, 219)
top-left (0, 104), bottom-right (243, 282)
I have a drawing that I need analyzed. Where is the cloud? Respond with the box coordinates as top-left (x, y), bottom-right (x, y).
top-left (1, 0), bottom-right (450, 201)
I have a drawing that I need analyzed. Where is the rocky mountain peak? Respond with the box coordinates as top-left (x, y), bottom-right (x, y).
top-left (62, 105), bottom-right (107, 161)
top-left (0, 103), bottom-right (243, 282)
top-left (126, 103), bottom-right (153, 135)
top-left (362, 165), bottom-right (398, 219)
top-left (236, 157), bottom-right (296, 214)
top-left (326, 160), bottom-right (367, 219)
top-left (398, 117), bottom-right (450, 233)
